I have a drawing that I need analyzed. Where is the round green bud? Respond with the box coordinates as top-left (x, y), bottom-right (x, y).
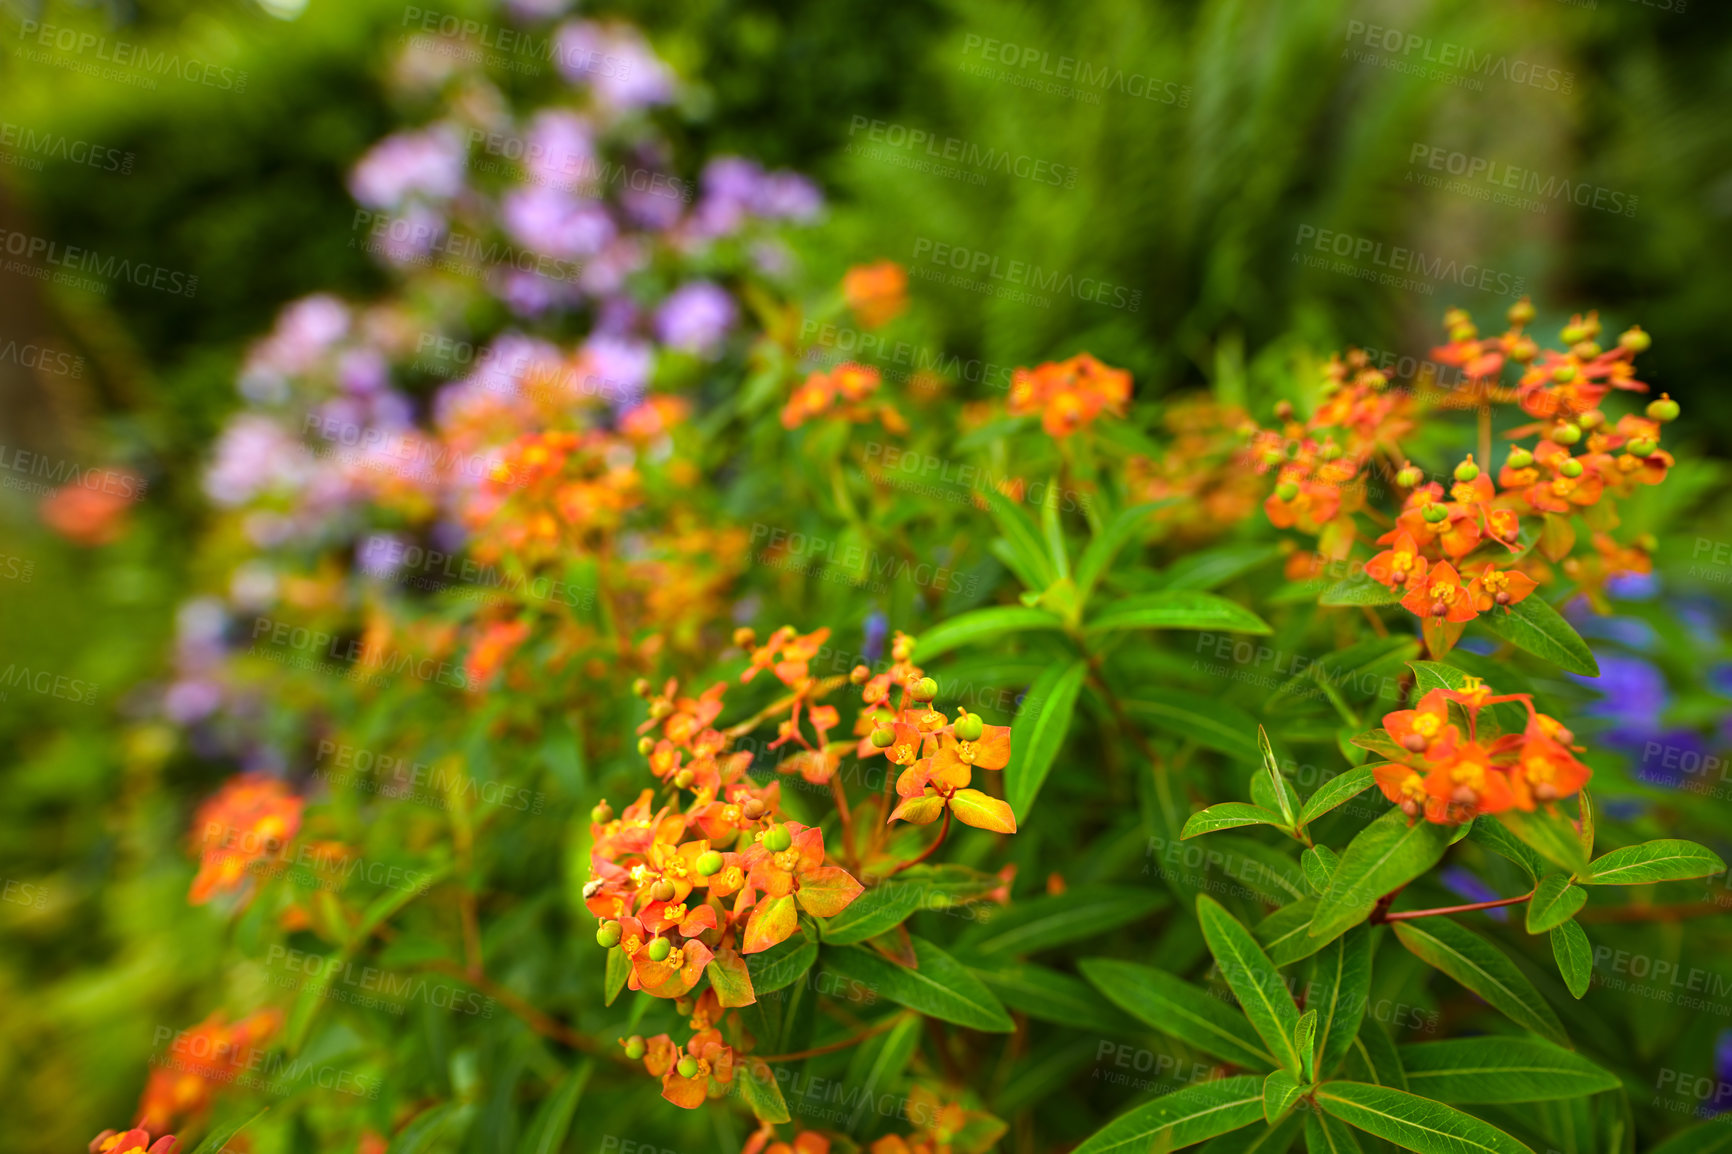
top-left (1449, 324), bottom-right (1477, 343)
top-left (1508, 299), bottom-right (1536, 326)
top-left (912, 677), bottom-right (938, 702)
top-left (955, 713), bottom-right (984, 741)
top-left (763, 825), bottom-right (793, 853)
top-left (870, 726), bottom-right (896, 748)
top-left (1578, 409), bottom-right (1605, 430)
top-left (590, 803), bottom-right (613, 824)
top-left (1506, 448), bottom-right (1533, 470)
top-left (1261, 449), bottom-right (1284, 468)
top-left (637, 736), bottom-right (655, 756)
top-left (1647, 396), bottom-right (1680, 422)
top-left (1572, 341), bottom-right (1602, 360)
top-left (673, 769), bottom-right (694, 789)
top-left (646, 937), bottom-right (671, 962)
top-left (695, 851), bottom-right (724, 877)
top-left (1551, 423), bottom-right (1582, 446)
top-left (624, 1036), bottom-right (646, 1060)
top-left (1626, 438), bottom-right (1658, 458)
top-left (1453, 459), bottom-right (1479, 483)
top-left (1561, 323), bottom-right (1587, 344)
top-left (632, 678), bottom-right (651, 698)
top-left (651, 880), bottom-right (676, 903)
top-left (676, 1056), bottom-right (699, 1079)
top-left (1320, 443), bottom-right (1343, 462)
top-left (1620, 327), bottom-right (1651, 354)
top-left (1551, 364), bottom-right (1577, 384)
top-left (596, 921), bottom-right (622, 948)
top-left (1423, 504), bottom-right (1449, 524)
top-left (1274, 480), bottom-right (1300, 502)
top-left (1395, 466), bottom-right (1424, 488)
top-left (1558, 458), bottom-right (1585, 479)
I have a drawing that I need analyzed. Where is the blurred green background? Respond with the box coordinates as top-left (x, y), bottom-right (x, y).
top-left (3, 0), bottom-right (1732, 1146)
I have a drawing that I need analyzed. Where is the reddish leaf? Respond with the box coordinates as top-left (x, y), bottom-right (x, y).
top-left (795, 865), bottom-right (864, 918)
top-left (949, 788), bottom-right (1018, 834)
top-left (705, 949), bottom-right (757, 1007)
top-left (889, 794), bottom-right (946, 825)
top-left (742, 894), bottom-right (799, 954)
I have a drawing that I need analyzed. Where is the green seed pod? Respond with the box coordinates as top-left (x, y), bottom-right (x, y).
top-left (676, 1056), bottom-right (699, 1079)
top-left (1275, 480), bottom-right (1300, 502)
top-left (1620, 327), bottom-right (1651, 354)
top-left (624, 1036), bottom-right (647, 1060)
top-left (1506, 448), bottom-right (1533, 470)
top-left (1558, 458), bottom-right (1585, 479)
top-left (651, 880), bottom-right (676, 903)
top-left (870, 726), bottom-right (896, 748)
top-left (646, 937), bottom-right (672, 962)
top-left (1551, 423), bottom-right (1582, 446)
top-left (1647, 396), bottom-right (1680, 422)
top-left (1626, 438), bottom-right (1658, 458)
top-left (1422, 504), bottom-right (1449, 524)
top-left (695, 851), bottom-right (724, 877)
top-left (596, 921), bottom-right (622, 948)
top-left (637, 736), bottom-right (655, 755)
top-left (763, 825), bottom-right (793, 853)
top-left (955, 713), bottom-right (984, 741)
top-left (1453, 459), bottom-right (1479, 483)
top-left (912, 677), bottom-right (938, 702)
top-left (1551, 364), bottom-right (1577, 384)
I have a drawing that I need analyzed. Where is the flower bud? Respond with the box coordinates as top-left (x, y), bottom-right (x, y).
top-left (637, 737), bottom-right (655, 756)
top-left (1558, 458), bottom-right (1584, 479)
top-left (1395, 464), bottom-right (1424, 488)
top-left (676, 1056), bottom-right (699, 1079)
top-left (911, 677), bottom-right (938, 702)
top-left (1551, 364), bottom-right (1577, 384)
top-left (1578, 409), bottom-right (1605, 431)
top-left (1626, 438), bottom-right (1658, 458)
top-left (590, 803), bottom-right (613, 824)
top-left (955, 712), bottom-right (984, 741)
top-left (1572, 342), bottom-right (1602, 361)
top-left (1449, 323), bottom-right (1477, 344)
top-left (1551, 423), bottom-right (1582, 446)
top-left (624, 1036), bottom-right (647, 1060)
top-left (1506, 448), bottom-right (1533, 470)
top-left (646, 937), bottom-right (672, 962)
top-left (632, 678), bottom-right (651, 698)
top-left (763, 825), bottom-right (793, 852)
top-left (1453, 457), bottom-right (1479, 483)
top-left (1647, 395), bottom-right (1680, 422)
top-left (1275, 480), bottom-right (1300, 502)
top-left (870, 726), bottom-right (896, 748)
top-left (652, 880), bottom-right (676, 903)
top-left (733, 627), bottom-right (756, 649)
top-left (695, 851), bottom-right (724, 876)
top-left (674, 769), bottom-right (694, 789)
top-left (850, 664), bottom-right (870, 684)
top-left (1423, 504), bottom-right (1449, 524)
top-left (596, 921), bottom-right (622, 948)
top-left (1273, 400), bottom-right (1294, 421)
top-left (1561, 323), bottom-right (1587, 344)
top-left (742, 798), bottom-right (766, 819)
top-left (649, 700), bottom-right (673, 720)
top-left (891, 634), bottom-right (914, 662)
top-left (1443, 307), bottom-right (1471, 329)
top-left (1508, 336), bottom-right (1539, 362)
top-left (1619, 327), bottom-right (1651, 354)
top-left (1508, 298), bottom-right (1535, 326)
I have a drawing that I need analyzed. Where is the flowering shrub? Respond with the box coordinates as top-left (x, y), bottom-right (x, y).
top-left (65, 8), bottom-right (1729, 1154)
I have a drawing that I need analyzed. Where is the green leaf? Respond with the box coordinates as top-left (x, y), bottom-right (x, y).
top-left (745, 924), bottom-right (818, 993)
top-left (1088, 590), bottom-right (1272, 635)
top-left (1649, 1120), bottom-right (1732, 1154)
top-left (819, 877), bottom-right (928, 945)
top-left (1299, 768), bottom-right (1376, 826)
top-left (1005, 658), bottom-right (1088, 817)
top-left (987, 488), bottom-right (1059, 590)
top-left (1407, 660), bottom-right (1476, 694)
top-left (1040, 474), bottom-right (1071, 579)
top-left (1075, 501), bottom-right (1176, 603)
top-left (1198, 896), bottom-right (1304, 1076)
top-left (1158, 542), bottom-right (1283, 591)
top-left (516, 1061), bottom-right (592, 1154)
top-left (388, 1103), bottom-right (468, 1154)
top-left (1257, 899), bottom-right (1328, 966)
top-left (1304, 1106), bottom-right (1366, 1154)
top-left (1469, 820), bottom-right (1546, 884)
top-left (1124, 691), bottom-right (1262, 763)
top-left (959, 885), bottom-right (1167, 958)
top-left (912, 606), bottom-right (1065, 660)
top-left (1584, 838), bottom-right (1728, 885)
top-left (1201, 1114), bottom-right (1305, 1153)
top-left (1398, 1038), bottom-right (1619, 1103)
top-left (190, 1109), bottom-right (270, 1154)
top-left (824, 936), bottom-right (1013, 1032)
top-left (1079, 958), bottom-right (1277, 1070)
top-left (737, 1057), bottom-right (791, 1124)
top-left (1475, 595), bottom-right (1600, 677)
top-left (1524, 874), bottom-right (1586, 934)
top-left (842, 1013), bottom-right (922, 1131)
top-left (1319, 571), bottom-right (1404, 606)
top-left (1294, 1009), bottom-right (1318, 1083)
top-left (1314, 1082), bottom-right (1534, 1154)
top-left (1302, 846), bottom-right (1340, 897)
top-left (1391, 918), bottom-right (1569, 1046)
top-left (1496, 810), bottom-right (1589, 879)
top-left (1349, 730), bottom-right (1409, 762)
top-left (1258, 726), bottom-right (1299, 828)
top-left (973, 962), bottom-right (1134, 1036)
top-left (1348, 1019), bottom-right (1407, 1091)
top-left (1185, 803), bottom-right (1289, 839)
top-left (1549, 920), bottom-right (1592, 999)
top-left (1310, 809), bottom-right (1453, 943)
top-left (1311, 927), bottom-right (1372, 1079)
top-left (1073, 1075), bottom-right (1266, 1154)
top-left (1263, 1070), bottom-right (1306, 1124)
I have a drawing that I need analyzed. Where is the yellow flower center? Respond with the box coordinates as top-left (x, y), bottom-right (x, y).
top-left (1413, 715), bottom-right (1441, 738)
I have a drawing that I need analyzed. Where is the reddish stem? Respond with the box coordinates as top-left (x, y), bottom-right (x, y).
top-left (1376, 892), bottom-right (1531, 924)
top-left (888, 805), bottom-right (951, 876)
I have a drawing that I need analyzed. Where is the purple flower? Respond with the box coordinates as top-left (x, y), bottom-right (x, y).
top-left (205, 417), bottom-right (312, 507)
top-left (580, 334), bottom-right (653, 404)
top-left (349, 124), bottom-right (467, 210)
top-left (1569, 654), bottom-right (1669, 727)
top-left (338, 348), bottom-right (389, 395)
top-left (1438, 867), bottom-right (1509, 920)
top-left (655, 281), bottom-right (736, 357)
top-left (502, 185), bottom-right (615, 259)
top-left (862, 610), bottom-right (889, 665)
top-left (578, 236), bottom-right (647, 297)
top-left (523, 110), bottom-right (595, 190)
top-left (555, 22), bottom-right (675, 109)
top-left (757, 172), bottom-right (822, 221)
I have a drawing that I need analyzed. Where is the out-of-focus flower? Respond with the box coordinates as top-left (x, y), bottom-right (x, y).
top-left (89, 1129), bottom-right (178, 1154)
top-left (1008, 353), bottom-right (1131, 437)
top-left (135, 1010), bottom-right (282, 1133)
top-left (187, 774), bottom-right (303, 905)
top-left (349, 124), bottom-right (467, 210)
top-left (556, 21), bottom-right (676, 109)
top-left (656, 281), bottom-right (737, 357)
top-left (502, 185), bottom-right (616, 259)
top-left (39, 470), bottom-right (142, 546)
top-left (843, 261), bottom-right (908, 328)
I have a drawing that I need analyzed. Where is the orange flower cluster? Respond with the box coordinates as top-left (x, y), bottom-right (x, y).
top-left (1372, 680), bottom-right (1591, 824)
top-left (89, 1131), bottom-right (177, 1154)
top-left (1124, 397), bottom-right (1267, 541)
top-left (742, 1088), bottom-right (1005, 1154)
top-left (1250, 302), bottom-right (1676, 647)
top-left (474, 429), bottom-right (641, 563)
top-left (781, 362), bottom-right (907, 432)
top-left (135, 1010), bottom-right (283, 1133)
top-left (188, 774), bottom-right (303, 905)
top-left (842, 261), bottom-right (909, 329)
top-left (1007, 353), bottom-right (1131, 437)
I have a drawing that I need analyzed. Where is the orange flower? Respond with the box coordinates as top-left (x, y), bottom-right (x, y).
top-left (1365, 530), bottom-right (1428, 592)
top-left (1466, 563), bottom-right (1537, 614)
top-left (40, 470), bottom-right (142, 546)
top-left (136, 1010), bottom-right (282, 1133)
top-left (1383, 689), bottom-right (1456, 757)
top-left (1502, 717), bottom-right (1593, 808)
top-left (1422, 741), bottom-right (1516, 821)
top-left (90, 1130), bottom-right (178, 1154)
top-left (843, 261), bottom-right (908, 328)
top-left (188, 774), bottom-right (303, 905)
top-left (1399, 562), bottom-right (1477, 623)
top-left (1008, 353), bottom-right (1130, 437)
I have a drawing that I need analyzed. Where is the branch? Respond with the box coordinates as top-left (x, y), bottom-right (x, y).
top-left (1375, 891), bottom-right (1532, 924)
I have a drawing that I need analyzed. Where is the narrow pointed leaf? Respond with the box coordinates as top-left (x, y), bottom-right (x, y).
top-left (1305, 1107), bottom-right (1366, 1154)
top-left (1524, 874), bottom-right (1585, 934)
top-left (736, 1057), bottom-right (790, 1123)
top-left (1199, 896), bottom-right (1304, 1076)
top-left (1311, 927), bottom-right (1372, 1079)
top-left (973, 962), bottom-right (1133, 1036)
top-left (1299, 767), bottom-right (1376, 826)
top-left (1088, 589), bottom-right (1273, 635)
top-left (1185, 802), bottom-right (1289, 839)
top-left (1391, 918), bottom-right (1568, 1046)
top-left (960, 885), bottom-right (1167, 957)
top-left (1496, 810), bottom-right (1589, 879)
top-left (1073, 1075), bottom-right (1266, 1154)
top-left (1475, 595), bottom-right (1599, 677)
top-left (1075, 500), bottom-right (1177, 602)
top-left (1315, 1081), bottom-right (1534, 1154)
top-left (1584, 839), bottom-right (1727, 885)
top-left (1257, 899), bottom-right (1328, 966)
top-left (1259, 726), bottom-right (1299, 828)
top-left (1398, 1038), bottom-right (1619, 1102)
top-left (1302, 846), bottom-right (1340, 897)
top-left (1310, 809), bottom-right (1453, 942)
top-left (912, 606), bottom-right (1064, 661)
top-left (1080, 957), bottom-right (1276, 1070)
top-left (1005, 658), bottom-right (1087, 817)
top-left (1263, 1070), bottom-right (1305, 1125)
top-left (824, 935), bottom-right (1013, 1032)
top-left (1320, 572), bottom-right (1404, 606)
top-left (1549, 920), bottom-right (1592, 999)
